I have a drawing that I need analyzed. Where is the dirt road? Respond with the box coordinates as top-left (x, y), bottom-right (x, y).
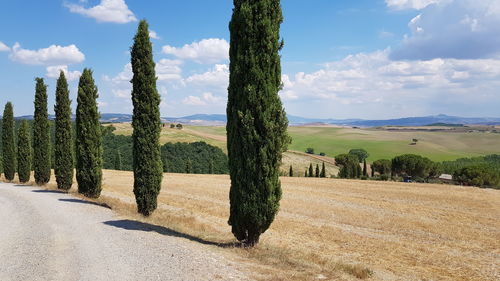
top-left (0, 182), bottom-right (248, 281)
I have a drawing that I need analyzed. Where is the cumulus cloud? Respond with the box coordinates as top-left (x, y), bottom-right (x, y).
top-left (46, 65), bottom-right (82, 81)
top-left (149, 30), bottom-right (160, 40)
top-left (10, 43), bottom-right (85, 65)
top-left (162, 38), bottom-right (229, 64)
top-left (156, 59), bottom-right (182, 81)
top-left (390, 0), bottom-right (500, 60)
top-left (385, 0), bottom-right (444, 10)
top-left (65, 0), bottom-right (137, 24)
top-left (282, 49), bottom-right (500, 118)
top-left (185, 64), bottom-right (229, 88)
top-left (182, 92), bottom-right (224, 106)
top-left (0, 41), bottom-right (9, 52)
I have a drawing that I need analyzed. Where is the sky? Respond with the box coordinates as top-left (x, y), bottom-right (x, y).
top-left (1, 0), bottom-right (500, 119)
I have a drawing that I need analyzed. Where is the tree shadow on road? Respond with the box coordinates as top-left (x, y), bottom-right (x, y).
top-left (103, 219), bottom-right (242, 248)
top-left (32, 189), bottom-right (67, 194)
top-left (59, 198), bottom-right (112, 209)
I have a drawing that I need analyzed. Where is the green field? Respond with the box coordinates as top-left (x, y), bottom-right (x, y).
top-left (287, 127), bottom-right (500, 162)
top-left (110, 124), bottom-right (500, 163)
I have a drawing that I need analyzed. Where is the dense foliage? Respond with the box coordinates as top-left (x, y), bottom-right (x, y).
top-left (54, 71), bottom-right (74, 190)
top-left (161, 142), bottom-right (228, 174)
top-left (76, 69), bottom-right (103, 198)
top-left (453, 165), bottom-right (500, 189)
top-left (17, 120), bottom-right (31, 183)
top-left (349, 148), bottom-right (369, 162)
top-left (392, 154), bottom-right (442, 181)
top-left (2, 102), bottom-right (16, 181)
top-left (102, 126), bottom-right (133, 171)
top-left (227, 0), bottom-right (289, 246)
top-left (33, 78), bottom-right (51, 185)
top-left (131, 20), bottom-right (163, 216)
top-left (371, 159), bottom-right (392, 176)
top-left (336, 153), bottom-right (361, 179)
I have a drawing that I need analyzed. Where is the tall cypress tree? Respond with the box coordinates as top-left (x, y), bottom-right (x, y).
top-left (17, 120), bottom-right (31, 183)
top-left (289, 165), bottom-right (293, 177)
top-left (227, 0), bottom-right (289, 246)
top-left (75, 69), bottom-right (103, 198)
top-left (114, 150), bottom-right (122, 170)
top-left (33, 78), bottom-right (51, 185)
top-left (315, 164), bottom-right (320, 177)
top-left (54, 71), bottom-right (74, 190)
top-left (131, 20), bottom-right (163, 216)
top-left (308, 163), bottom-right (314, 178)
top-left (363, 159), bottom-right (368, 177)
top-left (320, 162), bottom-right (326, 178)
top-left (2, 102), bottom-right (15, 181)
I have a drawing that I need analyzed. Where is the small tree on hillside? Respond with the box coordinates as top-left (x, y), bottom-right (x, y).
top-left (308, 163), bottom-right (314, 177)
top-left (289, 165), bottom-right (293, 177)
top-left (363, 159), bottom-right (368, 176)
top-left (33, 78), bottom-right (51, 185)
top-left (304, 169), bottom-right (308, 177)
top-left (17, 120), bottom-right (31, 183)
top-left (54, 71), bottom-right (74, 190)
top-left (2, 102), bottom-right (15, 181)
top-left (315, 164), bottom-right (320, 177)
top-left (76, 69), bottom-right (103, 198)
top-left (320, 162), bottom-right (326, 178)
top-left (306, 148), bottom-right (314, 154)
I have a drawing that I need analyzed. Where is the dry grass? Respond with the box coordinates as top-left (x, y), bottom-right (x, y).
top-left (3, 171), bottom-right (499, 280)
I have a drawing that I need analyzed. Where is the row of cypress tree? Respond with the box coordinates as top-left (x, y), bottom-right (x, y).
top-left (2, 0), bottom-right (287, 247)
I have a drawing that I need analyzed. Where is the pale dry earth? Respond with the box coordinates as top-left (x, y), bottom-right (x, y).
top-left (0, 182), bottom-right (250, 281)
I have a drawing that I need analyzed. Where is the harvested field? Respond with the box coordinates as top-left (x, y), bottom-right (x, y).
top-left (8, 170), bottom-right (498, 280)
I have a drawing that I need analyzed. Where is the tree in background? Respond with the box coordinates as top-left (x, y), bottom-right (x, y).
top-left (391, 154), bottom-right (434, 180)
top-left (308, 163), bottom-right (314, 177)
top-left (363, 159), bottom-right (368, 176)
top-left (76, 69), bottom-right (103, 198)
top-left (114, 150), bottom-right (122, 170)
top-left (306, 148), bottom-right (314, 154)
top-left (17, 120), bottom-right (31, 183)
top-left (336, 154), bottom-right (361, 179)
top-left (372, 159), bottom-right (391, 177)
top-left (289, 165), bottom-right (293, 177)
top-left (2, 102), bottom-right (15, 181)
top-left (304, 169), bottom-right (308, 177)
top-left (315, 164), bottom-right (320, 177)
top-left (227, 0), bottom-right (289, 246)
top-left (54, 71), bottom-right (74, 190)
top-left (349, 148), bottom-right (369, 163)
top-left (33, 78), bottom-right (51, 185)
top-left (131, 20), bottom-right (163, 216)
top-left (320, 162), bottom-right (326, 178)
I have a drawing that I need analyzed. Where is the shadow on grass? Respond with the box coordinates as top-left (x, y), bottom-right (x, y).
top-left (32, 189), bottom-right (67, 194)
top-left (103, 219), bottom-right (241, 248)
top-left (59, 198), bottom-right (112, 209)
top-left (14, 184), bottom-right (32, 187)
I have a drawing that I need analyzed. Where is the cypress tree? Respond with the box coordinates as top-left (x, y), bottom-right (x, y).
top-left (2, 102), bottom-right (15, 181)
top-left (363, 159), bottom-right (368, 177)
top-left (17, 120), bottom-right (31, 183)
top-left (289, 165), bottom-right (293, 177)
top-left (114, 150), bottom-right (122, 170)
top-left (320, 162), bottom-right (326, 178)
top-left (305, 169), bottom-right (308, 177)
top-left (227, 0), bottom-right (289, 246)
top-left (131, 20), bottom-right (163, 216)
top-left (308, 163), bottom-right (314, 177)
top-left (315, 164), bottom-right (320, 177)
top-left (75, 69), bottom-right (103, 198)
top-left (33, 78), bottom-right (51, 185)
top-left (54, 71), bottom-right (74, 190)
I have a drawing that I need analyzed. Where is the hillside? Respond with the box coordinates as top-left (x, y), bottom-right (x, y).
top-left (10, 171), bottom-right (499, 281)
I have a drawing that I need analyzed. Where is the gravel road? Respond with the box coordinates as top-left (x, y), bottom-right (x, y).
top-left (0, 182), bottom-right (249, 281)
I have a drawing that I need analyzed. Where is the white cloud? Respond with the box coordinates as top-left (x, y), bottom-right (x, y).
top-left (390, 0), bottom-right (500, 60)
top-left (65, 0), bottom-right (137, 24)
top-left (386, 0), bottom-right (444, 10)
top-left (0, 41), bottom-right (9, 52)
top-left (112, 89), bottom-right (130, 98)
top-left (10, 43), bottom-right (85, 65)
top-left (156, 59), bottom-right (182, 81)
top-left (162, 38), bottom-right (229, 64)
top-left (185, 64), bottom-right (229, 88)
top-left (182, 92), bottom-right (224, 106)
top-left (149, 30), bottom-right (160, 40)
top-left (46, 65), bottom-right (82, 81)
top-left (282, 49), bottom-right (500, 118)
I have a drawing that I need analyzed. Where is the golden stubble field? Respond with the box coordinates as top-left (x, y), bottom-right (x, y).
top-left (5, 171), bottom-right (499, 281)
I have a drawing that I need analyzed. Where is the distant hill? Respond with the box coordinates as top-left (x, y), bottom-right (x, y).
top-left (6, 113), bottom-right (500, 127)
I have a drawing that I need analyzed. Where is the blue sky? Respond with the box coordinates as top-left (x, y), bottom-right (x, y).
top-left (1, 0), bottom-right (500, 119)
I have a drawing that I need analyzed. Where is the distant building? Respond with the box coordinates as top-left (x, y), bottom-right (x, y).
top-left (439, 174), bottom-right (453, 183)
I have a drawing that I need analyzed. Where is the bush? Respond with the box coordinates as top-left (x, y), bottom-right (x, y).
top-left (161, 142), bottom-right (228, 174)
top-left (453, 165), bottom-right (500, 188)
top-left (306, 148), bottom-right (314, 154)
